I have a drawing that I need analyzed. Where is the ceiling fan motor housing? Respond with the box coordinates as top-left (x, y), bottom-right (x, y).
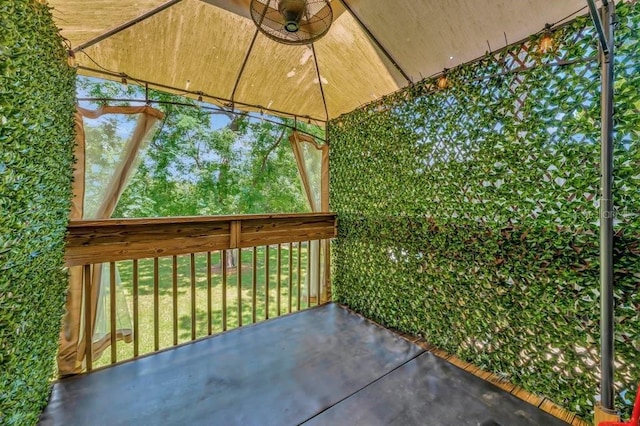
top-left (279, 0), bottom-right (307, 32)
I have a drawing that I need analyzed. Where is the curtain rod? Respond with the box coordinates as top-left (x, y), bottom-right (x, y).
top-left (76, 65), bottom-right (328, 125)
top-left (77, 97), bottom-right (326, 143)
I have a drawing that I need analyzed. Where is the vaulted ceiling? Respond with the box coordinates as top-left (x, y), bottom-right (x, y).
top-left (49, 0), bottom-right (589, 122)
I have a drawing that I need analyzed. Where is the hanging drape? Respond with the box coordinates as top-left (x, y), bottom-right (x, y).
top-left (289, 131), bottom-right (330, 301)
top-left (58, 105), bottom-right (164, 375)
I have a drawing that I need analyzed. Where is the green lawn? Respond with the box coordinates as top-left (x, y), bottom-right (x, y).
top-left (94, 243), bottom-right (313, 368)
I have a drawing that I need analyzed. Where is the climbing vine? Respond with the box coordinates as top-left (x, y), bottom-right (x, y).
top-left (0, 1), bottom-right (76, 424)
top-left (330, 2), bottom-right (639, 419)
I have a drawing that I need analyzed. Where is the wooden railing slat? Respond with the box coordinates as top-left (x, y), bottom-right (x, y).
top-left (207, 252), bottom-right (212, 336)
top-left (110, 262), bottom-right (117, 364)
top-left (133, 259), bottom-right (139, 357)
top-left (65, 235), bottom-right (231, 267)
top-left (65, 213), bottom-right (336, 267)
top-left (277, 244), bottom-right (282, 317)
top-left (172, 256), bottom-right (178, 346)
top-left (252, 247), bottom-right (257, 324)
top-left (68, 212), bottom-right (334, 228)
top-left (66, 222), bottom-right (231, 246)
top-left (306, 241), bottom-right (311, 308)
top-left (222, 250), bottom-right (227, 332)
top-left (288, 242), bottom-right (293, 314)
top-left (297, 242), bottom-right (302, 311)
top-left (265, 246), bottom-right (270, 320)
top-left (237, 249), bottom-right (242, 328)
top-left (153, 258), bottom-right (159, 351)
top-left (238, 230), bottom-right (336, 249)
top-left (190, 253), bottom-right (196, 340)
top-left (83, 264), bottom-right (93, 372)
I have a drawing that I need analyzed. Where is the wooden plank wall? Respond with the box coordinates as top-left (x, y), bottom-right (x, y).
top-left (65, 213), bottom-right (337, 266)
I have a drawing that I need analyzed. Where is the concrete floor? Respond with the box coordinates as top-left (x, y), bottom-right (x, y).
top-left (40, 303), bottom-right (568, 426)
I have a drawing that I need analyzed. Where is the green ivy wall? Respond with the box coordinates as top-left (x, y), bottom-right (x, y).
top-left (0, 1), bottom-right (76, 424)
top-left (330, 4), bottom-right (639, 419)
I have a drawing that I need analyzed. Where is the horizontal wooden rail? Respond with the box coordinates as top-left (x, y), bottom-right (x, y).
top-left (64, 213), bottom-right (337, 267)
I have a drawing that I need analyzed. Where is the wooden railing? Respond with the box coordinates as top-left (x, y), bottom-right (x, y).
top-left (65, 213), bottom-right (337, 371)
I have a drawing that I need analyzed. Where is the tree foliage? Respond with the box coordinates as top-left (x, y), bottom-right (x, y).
top-left (78, 77), bottom-right (318, 219)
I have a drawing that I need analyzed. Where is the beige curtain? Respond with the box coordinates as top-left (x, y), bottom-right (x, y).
top-left (289, 131), bottom-right (330, 302)
top-left (58, 105), bottom-right (164, 375)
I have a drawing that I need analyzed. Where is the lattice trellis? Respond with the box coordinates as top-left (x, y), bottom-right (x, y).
top-left (330, 2), bottom-right (639, 419)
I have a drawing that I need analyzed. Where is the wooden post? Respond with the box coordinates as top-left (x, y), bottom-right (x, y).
top-left (594, 405), bottom-right (619, 425)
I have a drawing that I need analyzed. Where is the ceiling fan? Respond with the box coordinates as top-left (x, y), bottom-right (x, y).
top-left (250, 0), bottom-right (334, 45)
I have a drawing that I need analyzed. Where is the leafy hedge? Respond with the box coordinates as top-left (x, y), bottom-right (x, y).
top-left (0, 1), bottom-right (76, 424)
top-left (330, 3), bottom-right (639, 419)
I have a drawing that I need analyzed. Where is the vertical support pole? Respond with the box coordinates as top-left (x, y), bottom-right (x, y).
top-left (597, 0), bottom-right (615, 413)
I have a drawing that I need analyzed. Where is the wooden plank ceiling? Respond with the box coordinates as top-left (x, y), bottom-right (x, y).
top-left (48, 0), bottom-right (589, 122)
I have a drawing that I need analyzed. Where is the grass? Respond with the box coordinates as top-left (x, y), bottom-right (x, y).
top-left (93, 243), bottom-right (315, 368)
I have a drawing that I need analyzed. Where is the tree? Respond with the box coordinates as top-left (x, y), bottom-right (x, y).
top-left (78, 76), bottom-right (316, 265)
